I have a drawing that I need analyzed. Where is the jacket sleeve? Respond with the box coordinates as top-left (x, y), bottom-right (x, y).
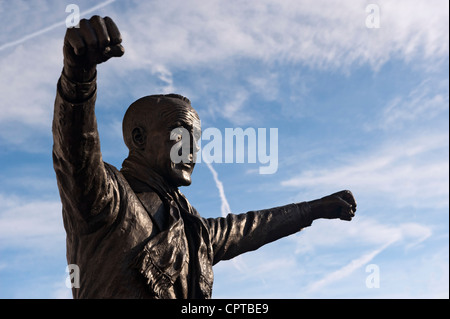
top-left (206, 202), bottom-right (314, 265)
top-left (52, 71), bottom-right (119, 233)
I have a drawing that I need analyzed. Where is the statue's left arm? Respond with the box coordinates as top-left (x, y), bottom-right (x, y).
top-left (207, 190), bottom-right (356, 264)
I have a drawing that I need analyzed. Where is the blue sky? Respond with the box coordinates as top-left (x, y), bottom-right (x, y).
top-left (0, 0), bottom-right (448, 298)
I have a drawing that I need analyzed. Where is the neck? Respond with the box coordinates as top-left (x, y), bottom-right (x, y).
top-left (120, 152), bottom-right (177, 194)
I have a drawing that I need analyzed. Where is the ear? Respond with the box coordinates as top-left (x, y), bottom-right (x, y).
top-left (131, 126), bottom-right (146, 150)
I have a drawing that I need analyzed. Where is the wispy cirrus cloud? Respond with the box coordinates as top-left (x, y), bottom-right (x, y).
top-left (294, 217), bottom-right (432, 255)
top-left (0, 0), bottom-right (116, 52)
top-left (121, 0), bottom-right (448, 70)
top-left (294, 217), bottom-right (432, 294)
top-left (281, 130), bottom-right (449, 209)
top-left (0, 194), bottom-right (64, 250)
top-left (213, 216), bottom-right (434, 298)
top-left (0, 0), bottom-right (448, 299)
top-left (306, 241), bottom-right (392, 293)
top-left (366, 78), bottom-right (449, 132)
top-left (1, 0), bottom-right (448, 147)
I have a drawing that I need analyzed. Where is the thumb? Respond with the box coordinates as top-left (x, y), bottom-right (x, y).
top-left (103, 43), bottom-right (125, 58)
top-left (335, 196), bottom-right (353, 210)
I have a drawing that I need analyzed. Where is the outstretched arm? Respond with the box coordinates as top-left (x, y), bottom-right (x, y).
top-left (207, 190), bottom-right (357, 264)
top-left (52, 16), bottom-right (124, 231)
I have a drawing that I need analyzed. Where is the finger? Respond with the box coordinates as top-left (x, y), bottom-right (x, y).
top-left (339, 205), bottom-right (355, 221)
top-left (79, 19), bottom-right (98, 49)
top-left (90, 15), bottom-right (110, 48)
top-left (103, 43), bottom-right (125, 58)
top-left (104, 16), bottom-right (122, 45)
top-left (341, 190), bottom-right (357, 209)
top-left (340, 214), bottom-right (353, 221)
top-left (65, 27), bottom-right (85, 55)
top-left (336, 196), bottom-right (353, 210)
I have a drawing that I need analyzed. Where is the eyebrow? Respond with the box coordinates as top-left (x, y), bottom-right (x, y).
top-left (168, 121), bottom-right (190, 130)
top-left (167, 121), bottom-right (202, 138)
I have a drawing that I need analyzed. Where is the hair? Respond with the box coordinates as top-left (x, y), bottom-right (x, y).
top-left (150, 93), bottom-right (191, 105)
top-left (122, 94), bottom-right (198, 150)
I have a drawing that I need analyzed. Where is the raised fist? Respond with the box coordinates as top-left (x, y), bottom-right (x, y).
top-left (308, 190), bottom-right (357, 221)
top-left (63, 16), bottom-right (124, 81)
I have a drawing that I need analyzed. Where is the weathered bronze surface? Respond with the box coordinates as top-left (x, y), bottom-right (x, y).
top-left (53, 16), bottom-right (357, 299)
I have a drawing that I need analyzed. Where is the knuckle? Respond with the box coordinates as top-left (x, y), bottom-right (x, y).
top-left (84, 37), bottom-right (96, 48)
top-left (90, 15), bottom-right (101, 22)
top-left (79, 19), bottom-right (89, 27)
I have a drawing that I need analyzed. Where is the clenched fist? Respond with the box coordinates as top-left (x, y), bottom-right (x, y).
top-left (308, 190), bottom-right (357, 221)
top-left (63, 16), bottom-right (124, 82)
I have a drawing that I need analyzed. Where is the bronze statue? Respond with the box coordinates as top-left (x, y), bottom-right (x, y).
top-left (53, 16), bottom-right (357, 299)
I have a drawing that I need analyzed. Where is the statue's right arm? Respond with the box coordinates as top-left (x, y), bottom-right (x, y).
top-left (52, 16), bottom-right (124, 228)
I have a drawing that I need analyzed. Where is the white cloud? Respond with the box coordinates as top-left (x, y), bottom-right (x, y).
top-left (281, 131), bottom-right (449, 209)
top-left (0, 0), bottom-right (447, 299)
top-left (293, 217), bottom-right (432, 255)
top-left (0, 38), bottom-right (62, 149)
top-left (52, 285), bottom-right (72, 299)
top-left (374, 78), bottom-right (449, 131)
top-left (306, 241), bottom-right (391, 293)
top-left (0, 194), bottom-right (65, 250)
top-left (1, 0), bottom-right (447, 147)
top-left (246, 72), bottom-right (279, 102)
top-left (212, 214), bottom-right (436, 298)
top-left (218, 90), bottom-right (252, 126)
top-left (293, 216), bottom-right (432, 293)
top-left (0, 0), bottom-right (116, 52)
top-left (119, 0), bottom-right (448, 70)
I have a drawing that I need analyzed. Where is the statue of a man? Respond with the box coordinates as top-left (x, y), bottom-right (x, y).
top-left (53, 16), bottom-right (357, 299)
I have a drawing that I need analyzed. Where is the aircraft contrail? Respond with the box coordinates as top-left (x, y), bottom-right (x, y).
top-left (205, 162), bottom-right (232, 217)
top-left (0, 0), bottom-right (116, 52)
top-left (204, 162), bottom-right (250, 274)
top-left (306, 240), bottom-right (394, 293)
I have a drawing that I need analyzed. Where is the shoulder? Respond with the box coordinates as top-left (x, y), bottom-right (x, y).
top-left (106, 163), bottom-right (165, 208)
top-left (104, 162), bottom-right (128, 187)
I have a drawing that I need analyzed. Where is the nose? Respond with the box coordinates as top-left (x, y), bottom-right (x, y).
top-left (176, 135), bottom-right (199, 163)
top-left (192, 137), bottom-right (200, 154)
top-left (190, 135), bottom-right (200, 164)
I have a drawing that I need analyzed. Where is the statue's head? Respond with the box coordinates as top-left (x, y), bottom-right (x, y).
top-left (122, 94), bottom-right (201, 187)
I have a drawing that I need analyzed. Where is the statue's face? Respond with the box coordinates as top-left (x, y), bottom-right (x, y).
top-left (144, 107), bottom-right (201, 187)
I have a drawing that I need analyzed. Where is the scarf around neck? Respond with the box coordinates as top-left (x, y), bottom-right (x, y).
top-left (120, 158), bottom-right (214, 298)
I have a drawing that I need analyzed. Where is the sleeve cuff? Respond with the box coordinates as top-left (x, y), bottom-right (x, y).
top-left (295, 201), bottom-right (314, 228)
top-left (58, 70), bottom-right (97, 103)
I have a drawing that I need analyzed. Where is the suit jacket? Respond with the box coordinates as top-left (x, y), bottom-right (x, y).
top-left (52, 72), bottom-right (314, 298)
